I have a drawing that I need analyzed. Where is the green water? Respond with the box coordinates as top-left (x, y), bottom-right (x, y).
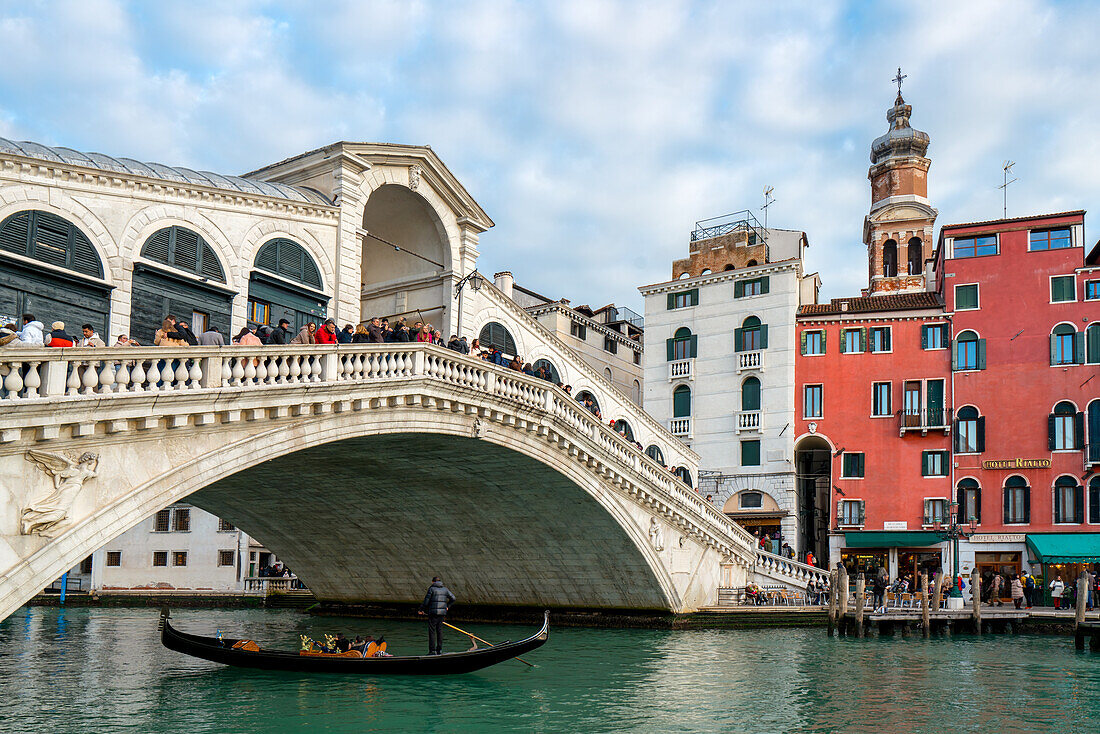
top-left (0, 607), bottom-right (1097, 733)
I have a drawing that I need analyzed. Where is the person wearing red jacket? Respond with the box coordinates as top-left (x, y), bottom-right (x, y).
top-left (314, 319), bottom-right (338, 344)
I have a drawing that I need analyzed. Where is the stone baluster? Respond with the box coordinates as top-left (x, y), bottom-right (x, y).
top-left (114, 360), bottom-right (131, 393)
top-left (65, 362), bottom-right (82, 395)
top-left (242, 357), bottom-right (256, 385)
top-left (3, 362), bottom-right (24, 399)
top-left (130, 360), bottom-right (146, 392)
top-left (81, 360), bottom-right (99, 395)
top-left (146, 360), bottom-right (162, 391)
top-left (98, 360), bottom-right (117, 393)
top-left (22, 361), bottom-right (42, 398)
top-left (187, 359), bottom-right (203, 388)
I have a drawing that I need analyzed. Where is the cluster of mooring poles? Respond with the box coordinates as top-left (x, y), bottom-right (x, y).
top-left (827, 567), bottom-right (1096, 644)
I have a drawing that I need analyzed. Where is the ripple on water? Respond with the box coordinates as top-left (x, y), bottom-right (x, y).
top-left (0, 608), bottom-right (1097, 734)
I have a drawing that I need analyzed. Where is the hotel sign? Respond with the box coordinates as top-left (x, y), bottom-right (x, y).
top-left (982, 458), bottom-right (1051, 470)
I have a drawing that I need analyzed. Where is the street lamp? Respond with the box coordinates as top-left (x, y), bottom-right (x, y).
top-left (453, 270), bottom-right (485, 339)
top-left (931, 500), bottom-right (976, 603)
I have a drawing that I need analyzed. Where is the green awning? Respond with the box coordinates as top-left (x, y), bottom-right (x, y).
top-left (1025, 534), bottom-right (1100, 564)
top-left (844, 532), bottom-right (944, 548)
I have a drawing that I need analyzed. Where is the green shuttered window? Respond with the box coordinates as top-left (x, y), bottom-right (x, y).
top-left (0, 210), bottom-right (104, 278)
top-left (666, 289), bottom-right (698, 309)
top-left (140, 226), bottom-right (226, 283)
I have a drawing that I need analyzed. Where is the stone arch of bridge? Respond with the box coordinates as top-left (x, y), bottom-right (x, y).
top-left (1, 406), bottom-right (686, 619)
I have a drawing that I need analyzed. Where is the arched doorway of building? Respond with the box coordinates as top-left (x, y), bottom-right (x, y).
top-left (361, 184), bottom-right (449, 328)
top-left (795, 435), bottom-right (831, 566)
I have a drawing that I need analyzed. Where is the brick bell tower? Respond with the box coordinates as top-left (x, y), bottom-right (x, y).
top-left (863, 70), bottom-right (938, 295)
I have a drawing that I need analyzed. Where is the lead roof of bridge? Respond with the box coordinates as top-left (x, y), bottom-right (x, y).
top-left (0, 137), bottom-right (333, 206)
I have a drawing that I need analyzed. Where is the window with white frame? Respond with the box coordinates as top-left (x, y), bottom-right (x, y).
top-left (924, 498), bottom-right (948, 525)
top-left (872, 382), bottom-right (891, 417)
top-left (804, 384), bottom-right (823, 418)
top-left (839, 500), bottom-right (865, 526)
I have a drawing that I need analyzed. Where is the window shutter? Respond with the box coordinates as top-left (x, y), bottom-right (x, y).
top-left (1075, 411), bottom-right (1085, 450)
top-left (666, 338), bottom-right (675, 361)
top-left (688, 335), bottom-right (698, 358)
top-left (734, 281), bottom-right (744, 298)
top-left (800, 331), bottom-right (807, 355)
top-left (1050, 334), bottom-right (1058, 365)
top-left (857, 454), bottom-right (865, 476)
top-left (840, 332), bottom-right (848, 354)
top-left (1074, 332), bottom-right (1086, 364)
top-left (1090, 485), bottom-right (1100, 524)
top-left (921, 451), bottom-right (929, 477)
top-left (1074, 485), bottom-right (1085, 523)
top-left (976, 339), bottom-right (987, 370)
top-left (667, 293), bottom-right (675, 310)
top-left (859, 327), bottom-right (867, 352)
top-left (857, 501), bottom-right (866, 525)
top-left (0, 210), bottom-right (31, 256)
top-left (1055, 488), bottom-right (1063, 524)
top-left (1023, 489), bottom-right (1030, 523)
top-left (951, 340), bottom-right (959, 370)
top-left (923, 499), bottom-right (931, 525)
top-left (760, 324), bottom-right (768, 350)
top-left (822, 330), bottom-right (826, 353)
top-left (734, 328), bottom-right (744, 352)
top-left (1048, 414), bottom-right (1057, 450)
top-left (689, 289), bottom-right (699, 306)
top-left (976, 416), bottom-right (986, 453)
top-left (921, 325), bottom-right (928, 349)
top-left (1003, 489), bottom-right (1011, 525)
top-left (953, 420), bottom-right (962, 453)
top-left (760, 276), bottom-right (770, 294)
top-left (884, 328), bottom-right (891, 351)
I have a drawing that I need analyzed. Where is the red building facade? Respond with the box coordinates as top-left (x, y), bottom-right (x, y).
top-left (793, 89), bottom-right (1100, 595)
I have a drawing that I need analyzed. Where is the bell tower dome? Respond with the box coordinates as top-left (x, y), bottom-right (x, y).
top-left (863, 70), bottom-right (937, 295)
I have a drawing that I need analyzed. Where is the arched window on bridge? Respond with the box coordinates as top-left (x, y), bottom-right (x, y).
top-left (646, 444), bottom-right (665, 465)
top-left (0, 210), bottom-right (110, 336)
top-left (613, 419), bottom-right (634, 442)
top-left (675, 466), bottom-right (693, 487)
top-left (532, 358), bottom-right (560, 383)
top-left (479, 321), bottom-right (517, 357)
top-left (133, 225), bottom-right (232, 343)
top-left (249, 237), bottom-right (328, 331)
top-left (576, 390), bottom-right (600, 416)
top-left (673, 384), bottom-right (691, 418)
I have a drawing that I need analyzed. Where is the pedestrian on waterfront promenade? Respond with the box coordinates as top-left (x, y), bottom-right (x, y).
top-left (1050, 576), bottom-right (1064, 609)
top-left (418, 576), bottom-right (456, 655)
top-left (1010, 574), bottom-right (1025, 609)
top-left (990, 573), bottom-right (1004, 606)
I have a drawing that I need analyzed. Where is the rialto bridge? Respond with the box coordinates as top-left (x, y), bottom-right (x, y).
top-left (0, 342), bottom-right (766, 621)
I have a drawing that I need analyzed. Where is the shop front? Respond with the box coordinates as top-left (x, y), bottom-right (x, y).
top-left (842, 532), bottom-right (946, 586)
top-left (1026, 533), bottom-right (1100, 606)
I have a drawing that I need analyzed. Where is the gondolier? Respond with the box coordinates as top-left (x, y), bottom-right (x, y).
top-left (418, 576), bottom-right (456, 655)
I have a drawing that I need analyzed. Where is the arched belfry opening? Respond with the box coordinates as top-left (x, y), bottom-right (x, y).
top-left (361, 184), bottom-right (450, 328)
top-left (794, 435), bottom-right (831, 565)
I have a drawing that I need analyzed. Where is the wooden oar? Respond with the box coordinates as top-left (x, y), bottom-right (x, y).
top-left (443, 621), bottom-right (534, 667)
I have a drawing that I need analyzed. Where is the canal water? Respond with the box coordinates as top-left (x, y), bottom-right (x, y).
top-left (1, 607), bottom-right (1097, 733)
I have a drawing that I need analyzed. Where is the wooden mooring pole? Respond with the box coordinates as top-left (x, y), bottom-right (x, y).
top-left (971, 567), bottom-right (982, 635)
top-left (837, 565), bottom-right (849, 636)
top-left (827, 568), bottom-right (838, 636)
top-left (1075, 571), bottom-right (1088, 651)
top-left (920, 573), bottom-right (930, 638)
top-left (855, 573), bottom-right (866, 638)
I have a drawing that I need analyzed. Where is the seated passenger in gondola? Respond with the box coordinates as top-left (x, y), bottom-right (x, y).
top-left (334, 633), bottom-right (351, 653)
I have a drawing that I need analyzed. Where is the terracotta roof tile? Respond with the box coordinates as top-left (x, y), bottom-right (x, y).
top-left (798, 291), bottom-right (944, 316)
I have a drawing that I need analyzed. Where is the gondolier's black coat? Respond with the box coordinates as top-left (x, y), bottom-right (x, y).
top-left (420, 581), bottom-right (456, 616)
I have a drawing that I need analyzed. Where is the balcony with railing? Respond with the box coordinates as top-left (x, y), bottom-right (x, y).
top-left (736, 410), bottom-right (761, 433)
top-left (897, 407), bottom-right (952, 437)
top-left (669, 417), bottom-right (692, 438)
top-left (668, 358), bottom-right (694, 381)
top-left (736, 350), bottom-right (763, 373)
top-left (243, 575), bottom-right (308, 596)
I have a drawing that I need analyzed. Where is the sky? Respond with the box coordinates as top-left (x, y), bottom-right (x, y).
top-left (1, 0), bottom-right (1099, 312)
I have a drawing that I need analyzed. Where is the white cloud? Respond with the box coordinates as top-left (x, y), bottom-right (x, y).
top-left (2, 0), bottom-right (1099, 309)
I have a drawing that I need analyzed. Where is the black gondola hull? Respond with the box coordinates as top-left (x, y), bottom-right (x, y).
top-left (159, 609), bottom-right (548, 675)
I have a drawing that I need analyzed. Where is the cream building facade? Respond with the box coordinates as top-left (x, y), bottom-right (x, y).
top-left (640, 214), bottom-right (820, 553)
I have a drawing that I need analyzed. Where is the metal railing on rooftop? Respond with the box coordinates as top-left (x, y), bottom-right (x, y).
top-left (691, 209), bottom-right (767, 247)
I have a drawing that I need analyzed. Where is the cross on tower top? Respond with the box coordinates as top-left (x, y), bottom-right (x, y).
top-left (893, 67), bottom-right (907, 96)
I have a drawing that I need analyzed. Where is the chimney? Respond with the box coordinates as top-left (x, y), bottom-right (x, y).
top-left (494, 271), bottom-right (514, 299)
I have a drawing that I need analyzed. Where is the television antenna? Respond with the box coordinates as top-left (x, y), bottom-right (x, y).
top-left (761, 186), bottom-right (776, 231)
top-left (997, 161), bottom-right (1017, 219)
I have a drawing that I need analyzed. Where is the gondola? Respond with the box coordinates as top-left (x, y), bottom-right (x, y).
top-left (159, 608), bottom-right (549, 675)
